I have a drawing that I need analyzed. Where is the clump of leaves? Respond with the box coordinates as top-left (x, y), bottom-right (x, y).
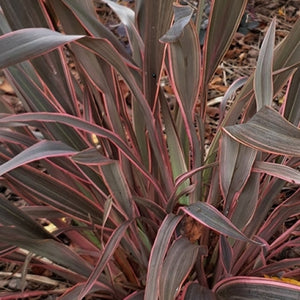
top-left (0, 0), bottom-right (300, 299)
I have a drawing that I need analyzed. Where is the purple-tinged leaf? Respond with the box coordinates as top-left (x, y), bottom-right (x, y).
top-left (214, 276), bottom-right (300, 299)
top-left (258, 188), bottom-right (300, 242)
top-left (224, 106), bottom-right (300, 156)
top-left (219, 235), bottom-right (233, 275)
top-left (0, 227), bottom-right (93, 278)
top-left (181, 203), bottom-right (261, 245)
top-left (159, 237), bottom-right (199, 300)
top-left (202, 0), bottom-right (247, 85)
top-left (272, 17), bottom-right (300, 93)
top-left (219, 77), bottom-right (248, 123)
top-left (250, 258), bottom-right (300, 277)
top-left (230, 171), bottom-right (260, 230)
top-left (160, 4), bottom-right (194, 43)
top-left (101, 0), bottom-right (143, 65)
top-left (56, 282), bottom-right (114, 300)
top-left (181, 282), bottom-right (217, 300)
top-left (60, 0), bottom-right (131, 60)
top-left (220, 133), bottom-right (257, 215)
top-left (134, 196), bottom-right (166, 221)
top-left (284, 68), bottom-right (300, 126)
top-left (72, 148), bottom-right (114, 165)
top-left (0, 157), bottom-right (103, 224)
top-left (137, 0), bottom-right (173, 107)
top-left (77, 37), bottom-right (173, 198)
top-left (164, 5), bottom-right (200, 114)
top-left (0, 0), bottom-right (80, 115)
top-left (160, 90), bottom-right (189, 209)
top-left (0, 28), bottom-right (83, 69)
top-left (207, 18), bottom-right (300, 170)
top-left (0, 194), bottom-right (53, 239)
top-left (254, 19), bottom-right (276, 111)
top-left (100, 162), bottom-right (134, 219)
top-left (124, 291), bottom-right (144, 300)
top-left (0, 140), bottom-right (77, 176)
top-left (145, 214), bottom-right (183, 300)
top-left (253, 161), bottom-right (300, 184)
top-left (78, 221), bottom-right (131, 299)
top-left (164, 8), bottom-right (202, 204)
top-left (21, 206), bottom-right (66, 219)
top-left (0, 129), bottom-right (36, 147)
top-left (0, 112), bottom-right (167, 202)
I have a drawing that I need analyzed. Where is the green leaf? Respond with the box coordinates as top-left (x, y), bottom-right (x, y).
top-left (159, 237), bottom-right (199, 300)
top-left (181, 202), bottom-right (261, 245)
top-left (254, 19), bottom-right (276, 110)
top-left (224, 106), bottom-right (300, 156)
top-left (0, 28), bottom-right (83, 69)
top-left (214, 276), bottom-right (300, 300)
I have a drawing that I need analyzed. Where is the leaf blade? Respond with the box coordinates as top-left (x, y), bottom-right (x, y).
top-left (181, 202), bottom-right (261, 245)
top-left (214, 276), bottom-right (300, 300)
top-left (254, 19), bottom-right (276, 110)
top-left (224, 106), bottom-right (300, 156)
top-left (0, 28), bottom-right (83, 68)
top-left (0, 140), bottom-right (77, 176)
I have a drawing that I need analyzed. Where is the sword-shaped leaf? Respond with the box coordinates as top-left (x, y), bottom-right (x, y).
top-left (224, 106), bottom-right (300, 156)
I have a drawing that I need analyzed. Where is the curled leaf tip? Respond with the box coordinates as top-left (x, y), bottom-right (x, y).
top-left (160, 4), bottom-right (194, 43)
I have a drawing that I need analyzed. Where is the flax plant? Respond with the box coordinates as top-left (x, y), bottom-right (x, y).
top-left (0, 0), bottom-right (299, 299)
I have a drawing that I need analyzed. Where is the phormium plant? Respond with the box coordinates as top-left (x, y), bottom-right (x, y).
top-left (0, 0), bottom-right (300, 299)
